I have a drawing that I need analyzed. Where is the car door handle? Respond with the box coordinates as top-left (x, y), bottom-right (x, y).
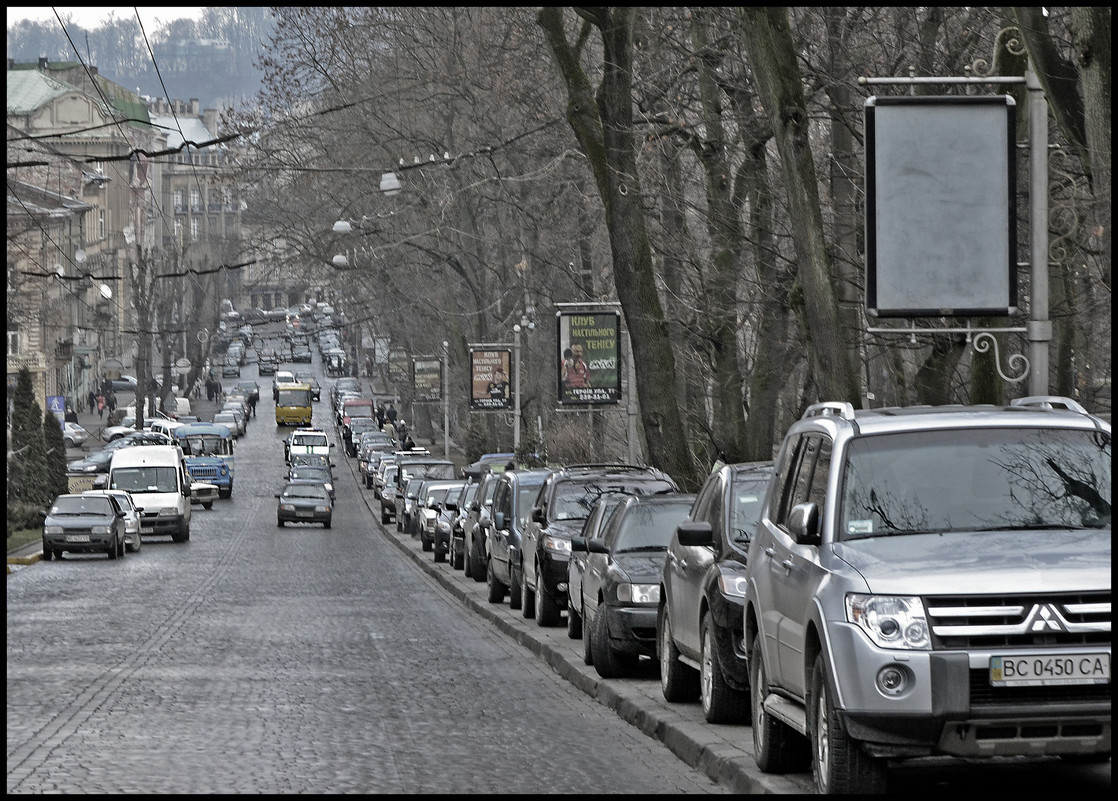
top-left (764, 547), bottom-right (776, 558)
top-left (781, 559), bottom-right (794, 572)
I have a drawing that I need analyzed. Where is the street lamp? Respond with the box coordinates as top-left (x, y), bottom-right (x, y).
top-left (512, 324), bottom-right (522, 457)
top-left (442, 340), bottom-right (450, 459)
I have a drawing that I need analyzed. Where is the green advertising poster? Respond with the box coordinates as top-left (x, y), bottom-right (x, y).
top-left (557, 311), bottom-right (620, 405)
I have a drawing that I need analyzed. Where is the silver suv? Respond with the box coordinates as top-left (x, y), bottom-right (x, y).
top-left (744, 396), bottom-right (1111, 794)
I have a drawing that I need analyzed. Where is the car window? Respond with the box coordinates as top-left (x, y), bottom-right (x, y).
top-left (610, 500), bottom-right (693, 553)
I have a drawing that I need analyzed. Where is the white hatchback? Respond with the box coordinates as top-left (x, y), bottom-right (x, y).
top-left (82, 489), bottom-right (142, 553)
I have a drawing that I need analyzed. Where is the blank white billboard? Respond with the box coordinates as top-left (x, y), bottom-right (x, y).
top-left (865, 96), bottom-right (1017, 317)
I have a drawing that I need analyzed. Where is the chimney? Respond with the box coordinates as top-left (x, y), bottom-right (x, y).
top-left (38, 56), bottom-right (49, 69)
top-left (190, 98), bottom-right (200, 116)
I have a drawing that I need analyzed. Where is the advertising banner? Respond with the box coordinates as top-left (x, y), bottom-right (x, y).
top-left (388, 348), bottom-right (410, 382)
top-left (557, 311), bottom-right (621, 405)
top-left (412, 357), bottom-right (442, 402)
top-left (469, 348), bottom-right (512, 411)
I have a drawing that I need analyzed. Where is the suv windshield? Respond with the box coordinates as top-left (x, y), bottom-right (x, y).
top-left (839, 427), bottom-right (1111, 540)
top-left (550, 476), bottom-right (678, 521)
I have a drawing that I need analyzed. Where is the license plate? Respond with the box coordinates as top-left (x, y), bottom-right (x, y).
top-left (296, 511), bottom-right (313, 518)
top-left (140, 527), bottom-right (154, 534)
top-left (65, 534), bottom-right (90, 543)
top-left (990, 654), bottom-right (1111, 686)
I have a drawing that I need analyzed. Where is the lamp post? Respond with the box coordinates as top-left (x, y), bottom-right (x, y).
top-left (512, 324), bottom-right (522, 457)
top-left (441, 339), bottom-right (450, 459)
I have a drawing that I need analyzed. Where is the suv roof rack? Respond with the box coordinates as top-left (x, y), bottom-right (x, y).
top-left (802, 402), bottom-right (856, 421)
top-left (1010, 395), bottom-right (1089, 414)
top-left (562, 463), bottom-right (654, 472)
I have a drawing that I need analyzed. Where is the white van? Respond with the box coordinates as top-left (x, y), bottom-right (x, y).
top-left (106, 445), bottom-right (193, 542)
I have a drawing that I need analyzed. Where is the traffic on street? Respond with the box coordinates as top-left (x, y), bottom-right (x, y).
top-left (8, 314), bottom-right (1110, 794)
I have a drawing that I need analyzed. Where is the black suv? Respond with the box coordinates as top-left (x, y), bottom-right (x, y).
top-left (521, 464), bottom-right (679, 627)
top-left (486, 468), bottom-right (552, 610)
top-left (658, 460), bottom-right (773, 723)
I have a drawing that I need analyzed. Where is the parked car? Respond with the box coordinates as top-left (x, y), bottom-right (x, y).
top-left (394, 458), bottom-right (457, 531)
top-left (486, 468), bottom-right (552, 610)
top-left (40, 492), bottom-right (128, 560)
top-left (287, 465), bottom-right (336, 501)
top-left (657, 461), bottom-right (773, 723)
top-left (62, 421), bottom-right (89, 448)
top-left (462, 470), bottom-right (501, 582)
top-left (414, 480), bottom-right (465, 557)
top-left (275, 481), bottom-right (333, 528)
top-left (378, 464), bottom-right (400, 524)
top-left (106, 374), bottom-right (139, 393)
top-left (744, 397), bottom-right (1112, 793)
top-left (448, 481), bottom-right (479, 571)
top-left (576, 492), bottom-right (695, 678)
top-left (83, 488), bottom-right (142, 554)
top-left (368, 452), bottom-right (395, 490)
top-left (521, 464), bottom-right (680, 627)
top-left (396, 476), bottom-right (427, 537)
top-left (566, 494), bottom-right (631, 641)
top-left (67, 447), bottom-right (116, 474)
top-left (345, 417), bottom-right (381, 457)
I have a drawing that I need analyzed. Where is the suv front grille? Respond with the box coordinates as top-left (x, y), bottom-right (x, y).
top-left (926, 592), bottom-right (1111, 649)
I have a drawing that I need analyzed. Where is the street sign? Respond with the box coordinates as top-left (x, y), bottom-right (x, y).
top-left (47, 394), bottom-right (66, 423)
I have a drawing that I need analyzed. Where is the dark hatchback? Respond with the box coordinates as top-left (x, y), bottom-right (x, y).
top-left (657, 460), bottom-right (773, 723)
top-left (574, 492), bottom-right (695, 678)
top-left (275, 481), bottom-right (333, 528)
top-left (41, 492), bottom-right (129, 560)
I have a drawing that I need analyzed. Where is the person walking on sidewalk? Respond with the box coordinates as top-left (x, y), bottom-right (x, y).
top-left (96, 393), bottom-right (105, 418)
top-left (88, 390), bottom-right (97, 415)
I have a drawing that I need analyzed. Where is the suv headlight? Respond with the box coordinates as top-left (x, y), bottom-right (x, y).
top-left (617, 583), bottom-right (659, 604)
top-left (543, 534), bottom-right (572, 556)
top-left (846, 594), bottom-right (930, 650)
top-left (44, 525), bottom-right (63, 535)
top-left (91, 525), bottom-right (113, 535)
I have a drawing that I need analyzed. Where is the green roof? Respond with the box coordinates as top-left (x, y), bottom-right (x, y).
top-left (6, 69), bottom-right (80, 115)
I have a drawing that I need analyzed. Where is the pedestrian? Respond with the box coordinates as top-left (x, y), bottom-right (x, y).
top-left (385, 403), bottom-right (397, 424)
top-left (375, 403), bottom-right (385, 429)
top-left (247, 393), bottom-right (257, 417)
top-left (402, 432), bottom-right (416, 450)
top-left (88, 390), bottom-right (97, 415)
top-left (96, 393), bottom-right (105, 418)
top-left (396, 419), bottom-right (408, 449)
top-left (107, 392), bottom-right (117, 414)
top-left (382, 419), bottom-right (396, 444)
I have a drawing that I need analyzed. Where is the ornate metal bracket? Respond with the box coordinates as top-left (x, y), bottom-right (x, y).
top-left (972, 332), bottom-right (1029, 384)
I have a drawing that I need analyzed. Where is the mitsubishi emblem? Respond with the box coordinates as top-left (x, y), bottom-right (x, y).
top-left (1025, 603), bottom-right (1066, 632)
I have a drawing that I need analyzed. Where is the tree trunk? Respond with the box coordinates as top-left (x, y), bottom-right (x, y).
top-left (739, 7), bottom-right (859, 406)
top-left (538, 8), bottom-right (699, 488)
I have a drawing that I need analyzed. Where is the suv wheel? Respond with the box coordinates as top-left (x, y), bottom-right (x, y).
top-left (591, 607), bottom-right (633, 678)
top-left (751, 634), bottom-right (809, 773)
top-left (469, 540), bottom-right (487, 583)
top-left (810, 653), bottom-right (886, 793)
top-left (486, 559), bottom-right (507, 603)
top-left (107, 535), bottom-right (118, 560)
top-left (700, 616), bottom-right (747, 723)
top-left (535, 564), bottom-right (561, 627)
top-left (658, 608), bottom-right (699, 702)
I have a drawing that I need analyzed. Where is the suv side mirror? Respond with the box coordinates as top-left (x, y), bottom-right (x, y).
top-left (788, 502), bottom-right (821, 546)
top-left (532, 506), bottom-right (545, 524)
top-left (676, 520), bottom-right (714, 548)
top-left (493, 511), bottom-right (506, 530)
